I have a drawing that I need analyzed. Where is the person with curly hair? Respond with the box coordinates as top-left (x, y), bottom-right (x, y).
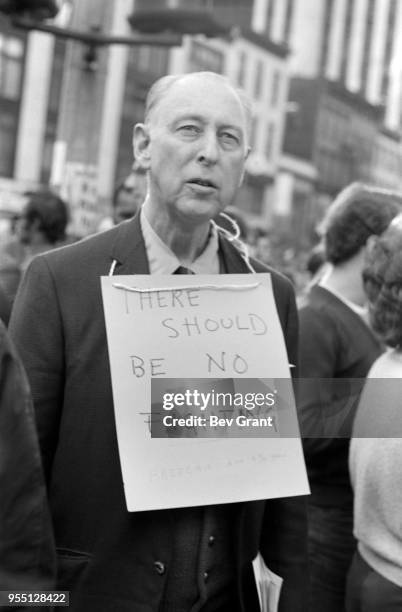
top-left (346, 213), bottom-right (402, 611)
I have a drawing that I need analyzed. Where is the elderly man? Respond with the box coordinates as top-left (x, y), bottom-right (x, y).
top-left (10, 72), bottom-right (307, 612)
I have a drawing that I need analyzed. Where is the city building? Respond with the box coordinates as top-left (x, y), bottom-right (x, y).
top-left (280, 0), bottom-right (402, 250)
top-left (1, 0), bottom-right (296, 236)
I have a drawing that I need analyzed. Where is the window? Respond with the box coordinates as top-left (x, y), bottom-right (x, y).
top-left (237, 50), bottom-right (246, 87)
top-left (270, 69), bottom-right (281, 107)
top-left (41, 39), bottom-right (67, 183)
top-left (0, 33), bottom-right (25, 177)
top-left (249, 115), bottom-right (258, 150)
top-left (320, 0), bottom-right (334, 75)
top-left (254, 59), bottom-right (264, 99)
top-left (188, 40), bottom-right (224, 73)
top-left (339, 0), bottom-right (355, 83)
top-left (264, 122), bottom-right (275, 160)
top-left (283, 0), bottom-right (295, 44)
top-left (381, 0), bottom-right (397, 100)
top-left (265, 0), bottom-right (276, 38)
top-left (130, 46), bottom-right (167, 76)
top-left (361, 0), bottom-right (376, 94)
top-left (0, 35), bottom-right (24, 100)
top-left (0, 109), bottom-right (17, 176)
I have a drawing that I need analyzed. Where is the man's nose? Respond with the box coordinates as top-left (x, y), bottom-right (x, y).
top-left (197, 131), bottom-right (219, 165)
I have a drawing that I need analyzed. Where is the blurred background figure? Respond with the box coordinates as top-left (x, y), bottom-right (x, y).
top-left (297, 242), bottom-right (328, 302)
top-left (98, 164), bottom-right (148, 231)
top-left (0, 319), bottom-right (56, 591)
top-left (16, 190), bottom-right (69, 268)
top-left (305, 243), bottom-right (326, 279)
top-left (0, 190), bottom-right (69, 323)
top-left (0, 284), bottom-right (11, 326)
top-left (298, 182), bottom-right (402, 612)
top-left (347, 213), bottom-right (402, 612)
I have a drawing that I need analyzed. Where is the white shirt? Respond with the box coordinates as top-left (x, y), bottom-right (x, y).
top-left (140, 207), bottom-right (220, 275)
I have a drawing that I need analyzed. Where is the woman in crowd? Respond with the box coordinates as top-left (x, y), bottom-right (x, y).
top-left (346, 213), bottom-right (402, 611)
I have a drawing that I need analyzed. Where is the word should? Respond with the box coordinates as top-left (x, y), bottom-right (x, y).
top-left (162, 313), bottom-right (267, 338)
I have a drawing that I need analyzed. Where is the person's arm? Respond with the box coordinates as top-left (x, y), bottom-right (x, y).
top-left (259, 280), bottom-right (309, 611)
top-left (260, 496), bottom-right (309, 612)
top-left (9, 255), bottom-right (64, 483)
top-left (0, 320), bottom-right (56, 591)
top-left (297, 306), bottom-right (341, 455)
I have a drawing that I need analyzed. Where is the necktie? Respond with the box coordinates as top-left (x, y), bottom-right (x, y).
top-left (174, 266), bottom-right (195, 274)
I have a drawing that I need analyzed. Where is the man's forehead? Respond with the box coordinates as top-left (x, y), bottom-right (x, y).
top-left (151, 75), bottom-right (247, 126)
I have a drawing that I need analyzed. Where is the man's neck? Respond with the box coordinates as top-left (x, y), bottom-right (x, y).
top-left (320, 259), bottom-right (366, 307)
top-left (143, 201), bottom-right (211, 265)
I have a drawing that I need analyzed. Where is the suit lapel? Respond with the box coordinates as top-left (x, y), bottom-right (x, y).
top-left (218, 235), bottom-right (252, 274)
top-left (109, 213), bottom-right (150, 275)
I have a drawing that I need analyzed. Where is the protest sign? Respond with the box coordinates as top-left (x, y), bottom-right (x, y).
top-left (101, 273), bottom-right (309, 511)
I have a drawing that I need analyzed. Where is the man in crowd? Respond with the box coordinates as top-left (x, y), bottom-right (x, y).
top-left (112, 164), bottom-right (148, 225)
top-left (98, 164), bottom-right (148, 231)
top-left (298, 183), bottom-right (402, 612)
top-left (10, 71), bottom-right (308, 612)
top-left (0, 189), bottom-right (69, 321)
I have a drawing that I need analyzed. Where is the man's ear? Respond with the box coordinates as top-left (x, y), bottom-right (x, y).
top-left (364, 234), bottom-right (378, 259)
top-left (133, 123), bottom-right (151, 170)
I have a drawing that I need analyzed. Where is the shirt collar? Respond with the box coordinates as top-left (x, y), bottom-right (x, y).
top-left (140, 207), bottom-right (220, 275)
top-left (319, 281), bottom-right (369, 321)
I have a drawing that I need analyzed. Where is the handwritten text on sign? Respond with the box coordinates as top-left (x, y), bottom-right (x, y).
top-left (101, 274), bottom-right (309, 511)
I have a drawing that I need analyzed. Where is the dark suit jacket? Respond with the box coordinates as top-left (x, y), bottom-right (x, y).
top-left (0, 320), bottom-right (55, 593)
top-left (10, 215), bottom-right (308, 612)
top-left (298, 285), bottom-right (383, 508)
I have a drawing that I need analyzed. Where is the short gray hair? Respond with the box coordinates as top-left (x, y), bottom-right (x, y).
top-left (144, 71), bottom-right (253, 134)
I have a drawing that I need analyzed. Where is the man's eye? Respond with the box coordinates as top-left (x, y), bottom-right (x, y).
top-left (220, 132), bottom-right (240, 146)
top-left (178, 125), bottom-right (201, 135)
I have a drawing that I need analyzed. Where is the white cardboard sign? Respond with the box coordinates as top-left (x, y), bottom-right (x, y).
top-left (101, 273), bottom-right (309, 511)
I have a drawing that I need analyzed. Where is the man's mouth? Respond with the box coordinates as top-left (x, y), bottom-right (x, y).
top-left (187, 178), bottom-right (217, 189)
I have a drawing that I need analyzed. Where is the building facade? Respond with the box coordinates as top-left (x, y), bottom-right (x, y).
top-left (280, 0), bottom-right (402, 249)
top-left (0, 0), bottom-right (296, 236)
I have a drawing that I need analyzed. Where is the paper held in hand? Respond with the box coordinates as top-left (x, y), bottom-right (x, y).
top-left (101, 273), bottom-right (309, 512)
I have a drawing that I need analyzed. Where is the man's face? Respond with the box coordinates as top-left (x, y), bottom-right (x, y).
top-left (135, 74), bottom-right (249, 226)
top-left (113, 174), bottom-right (147, 224)
top-left (15, 210), bottom-right (35, 245)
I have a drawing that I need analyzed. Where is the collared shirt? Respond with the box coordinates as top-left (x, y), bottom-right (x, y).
top-left (140, 207), bottom-right (220, 275)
